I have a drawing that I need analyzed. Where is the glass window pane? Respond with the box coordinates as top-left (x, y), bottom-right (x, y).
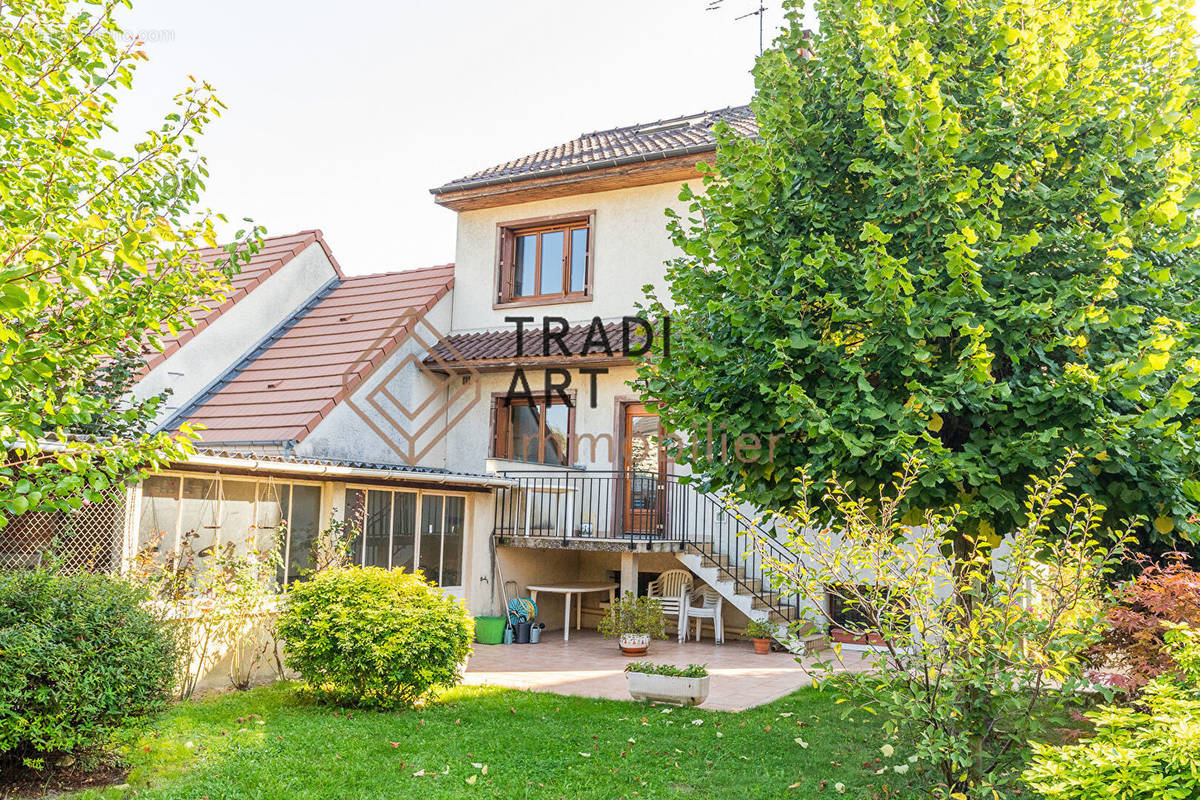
top-left (544, 403), bottom-right (570, 466)
top-left (540, 230), bottom-right (564, 294)
top-left (256, 482), bottom-right (285, 552)
top-left (363, 490), bottom-right (391, 568)
top-left (179, 477), bottom-right (219, 555)
top-left (419, 495), bottom-right (444, 585)
top-left (514, 234), bottom-right (537, 297)
top-left (345, 489), bottom-right (366, 567)
top-left (220, 480), bottom-right (257, 554)
top-left (442, 497), bottom-right (465, 586)
top-left (570, 228), bottom-right (588, 293)
top-left (287, 485), bottom-right (322, 582)
top-left (508, 403), bottom-right (542, 463)
top-left (391, 492), bottom-right (417, 571)
top-left (273, 485), bottom-right (291, 585)
top-left (138, 475), bottom-right (179, 555)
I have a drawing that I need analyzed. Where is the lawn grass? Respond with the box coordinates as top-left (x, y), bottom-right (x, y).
top-left (68, 683), bottom-right (925, 800)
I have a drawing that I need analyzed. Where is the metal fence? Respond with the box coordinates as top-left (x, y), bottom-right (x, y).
top-left (0, 486), bottom-right (129, 572)
top-left (493, 469), bottom-right (803, 623)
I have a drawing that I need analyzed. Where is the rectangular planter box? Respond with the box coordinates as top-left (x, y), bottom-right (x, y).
top-left (626, 672), bottom-right (710, 707)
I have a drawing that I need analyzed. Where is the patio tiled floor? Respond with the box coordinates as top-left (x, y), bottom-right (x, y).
top-left (463, 630), bottom-right (871, 712)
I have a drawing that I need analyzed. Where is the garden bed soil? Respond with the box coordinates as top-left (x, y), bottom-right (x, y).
top-left (0, 760), bottom-right (128, 799)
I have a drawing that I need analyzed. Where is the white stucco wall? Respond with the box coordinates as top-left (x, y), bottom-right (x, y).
top-left (135, 242), bottom-right (340, 424)
top-left (448, 181), bottom-right (692, 333)
top-left (298, 294), bottom-right (458, 468)
top-left (441, 364), bottom-right (643, 476)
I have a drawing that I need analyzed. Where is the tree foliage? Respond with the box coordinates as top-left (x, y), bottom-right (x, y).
top-left (0, 0), bottom-right (261, 526)
top-left (638, 0), bottom-right (1200, 544)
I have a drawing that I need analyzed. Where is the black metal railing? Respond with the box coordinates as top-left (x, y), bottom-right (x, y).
top-left (492, 469), bottom-right (801, 623)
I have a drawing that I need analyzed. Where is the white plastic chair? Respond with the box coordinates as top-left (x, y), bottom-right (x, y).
top-left (647, 569), bottom-right (693, 643)
top-left (682, 587), bottom-right (725, 644)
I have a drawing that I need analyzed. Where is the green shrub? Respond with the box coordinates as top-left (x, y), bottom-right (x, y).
top-left (743, 619), bottom-right (775, 639)
top-left (0, 570), bottom-right (180, 769)
top-left (276, 567), bottom-right (473, 708)
top-left (1024, 624), bottom-right (1200, 799)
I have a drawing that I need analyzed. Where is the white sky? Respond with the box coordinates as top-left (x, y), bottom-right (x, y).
top-left (112, 0), bottom-right (805, 275)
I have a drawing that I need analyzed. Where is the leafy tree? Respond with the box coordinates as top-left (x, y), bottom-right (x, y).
top-left (638, 0), bottom-right (1200, 547)
top-left (0, 0), bottom-right (262, 525)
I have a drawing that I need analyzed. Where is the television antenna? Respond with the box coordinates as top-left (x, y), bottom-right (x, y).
top-left (707, 0), bottom-right (768, 56)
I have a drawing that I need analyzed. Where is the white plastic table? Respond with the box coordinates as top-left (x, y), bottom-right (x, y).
top-left (526, 581), bottom-right (619, 642)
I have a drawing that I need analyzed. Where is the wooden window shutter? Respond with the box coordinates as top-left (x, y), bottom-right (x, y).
top-left (491, 397), bottom-right (507, 458)
top-left (497, 229), bottom-right (515, 303)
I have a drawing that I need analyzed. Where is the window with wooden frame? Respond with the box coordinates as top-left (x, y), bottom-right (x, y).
top-left (496, 212), bottom-right (593, 306)
top-left (492, 394), bottom-right (575, 466)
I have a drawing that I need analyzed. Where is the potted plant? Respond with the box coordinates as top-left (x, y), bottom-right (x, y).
top-left (598, 593), bottom-right (666, 655)
top-left (745, 618), bottom-right (775, 655)
top-left (625, 662), bottom-right (709, 706)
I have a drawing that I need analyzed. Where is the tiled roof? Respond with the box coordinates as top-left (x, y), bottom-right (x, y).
top-left (170, 265), bottom-right (455, 445)
top-left (432, 105), bottom-right (756, 193)
top-left (428, 321), bottom-right (633, 366)
top-left (142, 230), bottom-right (344, 374)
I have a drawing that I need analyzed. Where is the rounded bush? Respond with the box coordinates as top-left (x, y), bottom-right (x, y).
top-left (0, 570), bottom-right (180, 768)
top-left (276, 567), bottom-right (473, 708)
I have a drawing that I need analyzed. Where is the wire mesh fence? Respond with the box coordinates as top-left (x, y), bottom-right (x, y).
top-left (0, 486), bottom-right (129, 573)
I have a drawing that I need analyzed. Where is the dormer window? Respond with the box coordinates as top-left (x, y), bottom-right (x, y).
top-left (496, 212), bottom-right (594, 307)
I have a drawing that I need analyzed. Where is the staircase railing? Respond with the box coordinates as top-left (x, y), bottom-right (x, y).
top-left (492, 469), bottom-right (800, 623)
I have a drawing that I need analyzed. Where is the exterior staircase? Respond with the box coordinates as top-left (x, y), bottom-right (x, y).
top-left (491, 469), bottom-right (821, 652)
top-left (672, 491), bottom-right (822, 653)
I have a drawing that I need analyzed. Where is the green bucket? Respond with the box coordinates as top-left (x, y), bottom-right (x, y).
top-left (474, 615), bottom-right (506, 645)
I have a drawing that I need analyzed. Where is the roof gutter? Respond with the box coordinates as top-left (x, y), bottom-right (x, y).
top-left (180, 452), bottom-right (516, 489)
top-left (430, 142), bottom-right (720, 196)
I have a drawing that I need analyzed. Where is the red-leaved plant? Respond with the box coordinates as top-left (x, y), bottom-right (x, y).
top-left (1087, 553), bottom-right (1200, 692)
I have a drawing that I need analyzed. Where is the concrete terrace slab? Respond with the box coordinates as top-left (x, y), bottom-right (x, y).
top-left (462, 630), bottom-right (871, 712)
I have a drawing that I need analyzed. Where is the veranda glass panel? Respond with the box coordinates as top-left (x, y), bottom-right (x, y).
top-left (138, 475), bottom-right (180, 554)
top-left (514, 234), bottom-right (537, 297)
top-left (539, 230), bottom-right (564, 294)
top-left (256, 482), bottom-right (285, 551)
top-left (345, 488), bottom-right (366, 566)
top-left (220, 480), bottom-right (257, 553)
top-left (363, 489), bottom-right (391, 567)
top-left (570, 228), bottom-right (588, 292)
top-left (179, 477), bottom-right (219, 553)
top-left (442, 497), bottom-right (465, 586)
top-left (391, 491), bottom-right (417, 571)
top-left (287, 485), bottom-right (322, 583)
top-left (419, 495), bottom-right (444, 585)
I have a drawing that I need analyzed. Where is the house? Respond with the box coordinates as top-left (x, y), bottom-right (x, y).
top-left (8, 105), bottom-right (821, 666)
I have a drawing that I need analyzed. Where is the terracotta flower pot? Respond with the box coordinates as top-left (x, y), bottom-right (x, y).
top-left (618, 632), bottom-right (651, 656)
top-left (752, 637), bottom-right (771, 655)
top-left (830, 627), bottom-right (887, 646)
